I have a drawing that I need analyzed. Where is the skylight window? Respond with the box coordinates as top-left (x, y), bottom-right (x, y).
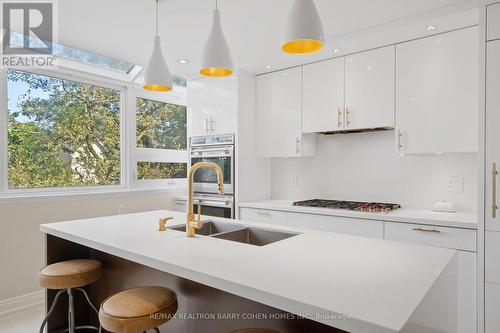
top-left (9, 32), bottom-right (135, 73)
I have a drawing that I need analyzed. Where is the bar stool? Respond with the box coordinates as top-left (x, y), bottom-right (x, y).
top-left (98, 286), bottom-right (178, 333)
top-left (39, 259), bottom-right (102, 333)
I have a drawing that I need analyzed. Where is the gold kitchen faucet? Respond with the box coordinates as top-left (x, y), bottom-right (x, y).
top-left (186, 162), bottom-right (224, 237)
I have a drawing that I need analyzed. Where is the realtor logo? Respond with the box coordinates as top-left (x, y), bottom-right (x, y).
top-left (1, 0), bottom-right (55, 67)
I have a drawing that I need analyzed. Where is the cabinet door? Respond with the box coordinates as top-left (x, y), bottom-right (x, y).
top-left (303, 58), bottom-right (345, 133)
top-left (396, 27), bottom-right (478, 154)
top-left (487, 3), bottom-right (500, 42)
top-left (486, 231), bottom-right (500, 283)
top-left (345, 45), bottom-right (395, 130)
top-left (239, 208), bottom-right (287, 226)
top-left (287, 212), bottom-right (384, 238)
top-left (457, 251), bottom-right (477, 333)
top-left (188, 76), bottom-right (236, 137)
top-left (386, 223), bottom-right (477, 333)
top-left (486, 40), bottom-right (500, 231)
top-left (256, 68), bottom-right (303, 157)
top-left (486, 282), bottom-right (500, 333)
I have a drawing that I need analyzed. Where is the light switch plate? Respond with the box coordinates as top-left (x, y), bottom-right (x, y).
top-left (446, 177), bottom-right (464, 192)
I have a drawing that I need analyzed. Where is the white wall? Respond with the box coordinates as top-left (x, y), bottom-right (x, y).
top-left (271, 131), bottom-right (477, 212)
top-left (0, 190), bottom-right (183, 302)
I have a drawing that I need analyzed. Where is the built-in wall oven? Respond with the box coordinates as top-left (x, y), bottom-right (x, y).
top-left (174, 134), bottom-right (235, 218)
top-left (190, 134), bottom-right (234, 195)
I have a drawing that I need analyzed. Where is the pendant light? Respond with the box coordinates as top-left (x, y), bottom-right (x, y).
top-left (200, 0), bottom-right (234, 77)
top-left (143, 0), bottom-right (173, 92)
top-left (282, 0), bottom-right (324, 55)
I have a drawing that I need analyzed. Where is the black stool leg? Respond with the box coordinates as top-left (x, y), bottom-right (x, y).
top-left (68, 289), bottom-right (75, 333)
top-left (74, 288), bottom-right (101, 332)
top-left (40, 288), bottom-right (101, 333)
top-left (39, 289), bottom-right (66, 333)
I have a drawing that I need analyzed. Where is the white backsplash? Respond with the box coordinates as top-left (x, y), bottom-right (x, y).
top-left (271, 131), bottom-right (477, 212)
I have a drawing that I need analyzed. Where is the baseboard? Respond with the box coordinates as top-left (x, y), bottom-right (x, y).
top-left (0, 290), bottom-right (44, 317)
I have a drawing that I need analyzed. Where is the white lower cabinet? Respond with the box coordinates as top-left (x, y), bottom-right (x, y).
top-left (239, 207), bottom-right (383, 238)
top-left (385, 222), bottom-right (477, 333)
top-left (239, 208), bottom-right (287, 226)
top-left (384, 222), bottom-right (476, 252)
top-left (486, 231), bottom-right (500, 283)
top-left (286, 212), bottom-right (384, 238)
top-left (239, 206), bottom-right (477, 333)
top-left (485, 282), bottom-right (500, 332)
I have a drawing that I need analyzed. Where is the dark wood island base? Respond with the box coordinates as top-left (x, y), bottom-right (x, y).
top-left (45, 235), bottom-right (346, 333)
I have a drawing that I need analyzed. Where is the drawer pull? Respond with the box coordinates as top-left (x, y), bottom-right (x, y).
top-left (493, 162), bottom-right (498, 218)
top-left (412, 227), bottom-right (441, 233)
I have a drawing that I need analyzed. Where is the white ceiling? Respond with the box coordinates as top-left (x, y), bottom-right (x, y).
top-left (56, 0), bottom-right (479, 79)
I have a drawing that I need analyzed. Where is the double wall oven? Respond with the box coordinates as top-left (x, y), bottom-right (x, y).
top-left (175, 134), bottom-right (235, 218)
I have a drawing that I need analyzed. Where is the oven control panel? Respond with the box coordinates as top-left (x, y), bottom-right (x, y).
top-left (190, 134), bottom-right (234, 146)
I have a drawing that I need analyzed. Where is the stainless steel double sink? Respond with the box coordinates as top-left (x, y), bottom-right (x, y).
top-left (169, 221), bottom-right (300, 247)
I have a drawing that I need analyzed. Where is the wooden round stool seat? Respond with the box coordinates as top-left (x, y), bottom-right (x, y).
top-left (232, 328), bottom-right (280, 333)
top-left (99, 286), bottom-right (178, 333)
top-left (39, 259), bottom-right (102, 289)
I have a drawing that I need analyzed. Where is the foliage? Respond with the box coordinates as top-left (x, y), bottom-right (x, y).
top-left (7, 70), bottom-right (121, 189)
top-left (137, 162), bottom-right (187, 180)
top-left (7, 70), bottom-right (187, 190)
top-left (136, 97), bottom-right (187, 150)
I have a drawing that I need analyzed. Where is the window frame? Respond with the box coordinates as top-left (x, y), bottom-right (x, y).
top-left (128, 87), bottom-right (188, 189)
top-left (0, 66), bottom-right (188, 198)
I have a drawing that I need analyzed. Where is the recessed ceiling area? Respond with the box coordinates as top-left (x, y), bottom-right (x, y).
top-left (56, 0), bottom-right (479, 78)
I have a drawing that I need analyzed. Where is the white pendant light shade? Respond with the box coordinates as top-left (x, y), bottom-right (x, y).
top-left (282, 0), bottom-right (324, 55)
top-left (200, 8), bottom-right (234, 77)
top-left (144, 0), bottom-right (172, 92)
top-left (144, 36), bottom-right (173, 92)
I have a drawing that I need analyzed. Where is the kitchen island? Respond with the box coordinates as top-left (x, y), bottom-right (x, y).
top-left (40, 210), bottom-right (458, 333)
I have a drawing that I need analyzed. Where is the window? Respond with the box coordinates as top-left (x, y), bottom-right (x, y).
top-left (137, 162), bottom-right (187, 180)
top-left (6, 69), bottom-right (122, 190)
top-left (131, 93), bottom-right (188, 185)
top-left (1, 67), bottom-right (187, 196)
top-left (136, 97), bottom-right (187, 150)
top-left (9, 32), bottom-right (136, 74)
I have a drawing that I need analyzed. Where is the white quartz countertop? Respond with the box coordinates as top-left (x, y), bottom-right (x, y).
top-left (239, 200), bottom-right (477, 229)
top-left (40, 210), bottom-right (455, 333)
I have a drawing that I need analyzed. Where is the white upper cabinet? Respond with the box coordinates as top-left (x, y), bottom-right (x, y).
top-left (188, 76), bottom-right (237, 137)
top-left (256, 67), bottom-right (315, 158)
top-left (488, 2), bottom-right (500, 41)
top-left (303, 58), bottom-right (345, 133)
top-left (395, 27), bottom-right (478, 154)
top-left (344, 46), bottom-right (395, 130)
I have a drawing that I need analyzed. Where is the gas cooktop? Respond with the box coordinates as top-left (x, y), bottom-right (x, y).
top-left (292, 199), bottom-right (401, 213)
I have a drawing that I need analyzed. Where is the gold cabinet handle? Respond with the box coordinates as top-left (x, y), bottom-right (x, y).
top-left (412, 227), bottom-right (441, 233)
top-left (337, 108), bottom-right (343, 128)
top-left (493, 163), bottom-right (498, 218)
top-left (345, 108), bottom-right (351, 127)
top-left (159, 216), bottom-right (174, 231)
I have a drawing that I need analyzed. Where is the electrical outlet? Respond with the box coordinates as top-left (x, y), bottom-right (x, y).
top-left (291, 176), bottom-right (298, 187)
top-left (118, 205), bottom-right (125, 214)
top-left (446, 177), bottom-right (464, 193)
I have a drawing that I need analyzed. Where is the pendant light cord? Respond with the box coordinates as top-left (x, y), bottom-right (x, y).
top-left (155, 0), bottom-right (159, 36)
